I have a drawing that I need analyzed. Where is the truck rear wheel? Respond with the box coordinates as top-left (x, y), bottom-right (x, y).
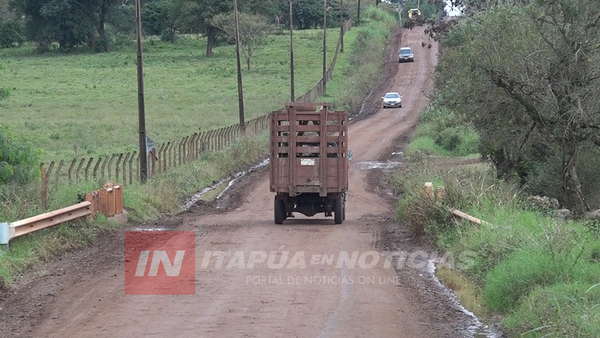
top-left (274, 198), bottom-right (285, 224)
top-left (334, 198), bottom-right (344, 224)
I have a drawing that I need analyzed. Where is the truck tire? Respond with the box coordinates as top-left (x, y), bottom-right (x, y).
top-left (274, 198), bottom-right (285, 224)
top-left (334, 198), bottom-right (343, 224)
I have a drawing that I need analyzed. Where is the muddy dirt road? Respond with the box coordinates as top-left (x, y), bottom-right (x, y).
top-left (1, 27), bottom-right (484, 337)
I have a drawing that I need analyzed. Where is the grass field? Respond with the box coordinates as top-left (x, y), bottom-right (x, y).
top-left (0, 29), bottom-right (340, 161)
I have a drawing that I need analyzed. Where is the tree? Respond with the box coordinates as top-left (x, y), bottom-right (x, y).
top-left (0, 18), bottom-right (24, 48)
top-left (93, 0), bottom-right (119, 51)
top-left (11, 0), bottom-right (97, 51)
top-left (171, 0), bottom-right (233, 56)
top-left (211, 11), bottom-right (271, 70)
top-left (143, 0), bottom-right (175, 42)
top-left (434, 0), bottom-right (600, 215)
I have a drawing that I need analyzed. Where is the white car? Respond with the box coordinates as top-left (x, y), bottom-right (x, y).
top-left (382, 92), bottom-right (402, 108)
top-left (398, 47), bottom-right (414, 62)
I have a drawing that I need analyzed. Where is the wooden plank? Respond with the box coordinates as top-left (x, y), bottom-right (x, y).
top-left (451, 209), bottom-right (485, 225)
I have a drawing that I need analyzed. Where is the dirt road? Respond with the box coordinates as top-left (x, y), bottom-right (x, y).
top-left (1, 27), bottom-right (484, 337)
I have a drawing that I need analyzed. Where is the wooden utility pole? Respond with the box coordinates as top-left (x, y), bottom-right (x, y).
top-left (234, 0), bottom-right (245, 131)
top-left (135, 0), bottom-right (148, 183)
top-left (322, 0), bottom-right (327, 95)
top-left (357, 0), bottom-right (361, 22)
top-left (340, 0), bottom-right (344, 52)
top-left (290, 0), bottom-right (295, 102)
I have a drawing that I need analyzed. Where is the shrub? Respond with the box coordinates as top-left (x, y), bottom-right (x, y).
top-left (0, 125), bottom-right (41, 185)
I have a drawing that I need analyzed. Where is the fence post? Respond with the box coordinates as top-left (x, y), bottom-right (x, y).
top-left (122, 153), bottom-right (130, 185)
top-left (55, 160), bottom-right (64, 188)
top-left (115, 153), bottom-right (123, 183)
top-left (101, 156), bottom-right (108, 182)
top-left (85, 158), bottom-right (93, 181)
top-left (67, 159), bottom-right (76, 184)
top-left (75, 158), bottom-right (85, 183)
top-left (93, 157), bottom-right (102, 180)
top-left (129, 151), bottom-right (137, 184)
top-left (41, 166), bottom-right (48, 210)
top-left (150, 149), bottom-right (156, 177)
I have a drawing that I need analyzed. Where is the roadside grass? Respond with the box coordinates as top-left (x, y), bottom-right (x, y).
top-left (405, 106), bottom-right (479, 157)
top-left (0, 29), bottom-right (340, 161)
top-left (393, 115), bottom-right (600, 337)
top-left (0, 7), bottom-right (397, 288)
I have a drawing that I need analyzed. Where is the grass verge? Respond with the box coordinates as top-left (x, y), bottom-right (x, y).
top-left (393, 118), bottom-right (600, 337)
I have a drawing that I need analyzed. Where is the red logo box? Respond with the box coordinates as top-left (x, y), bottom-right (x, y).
top-left (125, 231), bottom-right (195, 295)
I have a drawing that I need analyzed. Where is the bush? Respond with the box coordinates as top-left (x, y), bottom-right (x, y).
top-left (408, 106), bottom-right (479, 156)
top-left (0, 125), bottom-right (41, 185)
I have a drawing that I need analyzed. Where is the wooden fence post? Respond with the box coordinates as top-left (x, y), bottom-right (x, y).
top-left (76, 158), bottom-right (85, 183)
top-left (129, 151), bottom-right (136, 184)
top-left (100, 156), bottom-right (108, 182)
top-left (55, 160), bottom-right (64, 188)
top-left (93, 157), bottom-right (102, 180)
top-left (67, 159), bottom-right (76, 184)
top-left (123, 153), bottom-right (131, 186)
top-left (84, 158), bottom-right (93, 181)
top-left (41, 166), bottom-right (48, 210)
top-left (115, 153), bottom-right (123, 183)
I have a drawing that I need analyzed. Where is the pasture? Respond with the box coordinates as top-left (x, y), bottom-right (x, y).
top-left (0, 29), bottom-right (340, 161)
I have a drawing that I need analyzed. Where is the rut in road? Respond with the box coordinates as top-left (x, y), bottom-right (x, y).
top-left (3, 27), bottom-right (479, 338)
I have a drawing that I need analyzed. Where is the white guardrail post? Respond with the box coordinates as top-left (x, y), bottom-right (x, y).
top-left (1, 222), bottom-right (12, 251)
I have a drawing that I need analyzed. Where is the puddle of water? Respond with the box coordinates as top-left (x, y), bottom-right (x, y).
top-left (436, 265), bottom-right (486, 318)
top-left (131, 227), bottom-right (169, 231)
top-left (354, 161), bottom-right (402, 170)
top-left (432, 263), bottom-right (502, 338)
top-left (182, 158), bottom-right (269, 210)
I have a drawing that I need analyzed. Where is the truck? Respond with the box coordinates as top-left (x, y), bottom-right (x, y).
top-left (270, 102), bottom-right (349, 224)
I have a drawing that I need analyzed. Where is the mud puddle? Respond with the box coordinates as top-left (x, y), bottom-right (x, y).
top-left (354, 161), bottom-right (403, 170)
top-left (431, 262), bottom-right (502, 337)
top-left (182, 158), bottom-right (269, 210)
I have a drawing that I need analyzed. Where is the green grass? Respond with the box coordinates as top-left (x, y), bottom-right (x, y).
top-left (0, 29), bottom-right (340, 161)
top-left (406, 106), bottom-right (479, 157)
top-left (394, 137), bottom-right (600, 337)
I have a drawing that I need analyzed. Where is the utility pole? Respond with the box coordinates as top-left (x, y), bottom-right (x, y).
top-left (135, 0), bottom-right (148, 183)
top-left (357, 0), bottom-right (361, 23)
top-left (234, 0), bottom-right (245, 132)
top-left (290, 0), bottom-right (295, 102)
top-left (322, 0), bottom-right (327, 95)
top-left (340, 0), bottom-right (344, 52)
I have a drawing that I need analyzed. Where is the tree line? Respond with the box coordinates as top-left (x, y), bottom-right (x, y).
top-left (0, 0), bottom-right (353, 54)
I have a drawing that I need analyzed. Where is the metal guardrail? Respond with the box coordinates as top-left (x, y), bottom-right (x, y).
top-left (1, 184), bottom-right (125, 250)
top-left (1, 202), bottom-right (92, 250)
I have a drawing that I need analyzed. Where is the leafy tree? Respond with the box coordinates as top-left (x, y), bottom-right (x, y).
top-left (293, 0), bottom-right (322, 29)
top-left (434, 0), bottom-right (600, 215)
top-left (211, 11), bottom-right (271, 70)
top-left (0, 125), bottom-right (40, 185)
top-left (171, 0), bottom-right (233, 56)
top-left (12, 0), bottom-right (97, 51)
top-left (142, 0), bottom-right (175, 42)
top-left (94, 0), bottom-right (120, 51)
top-left (0, 18), bottom-right (24, 48)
